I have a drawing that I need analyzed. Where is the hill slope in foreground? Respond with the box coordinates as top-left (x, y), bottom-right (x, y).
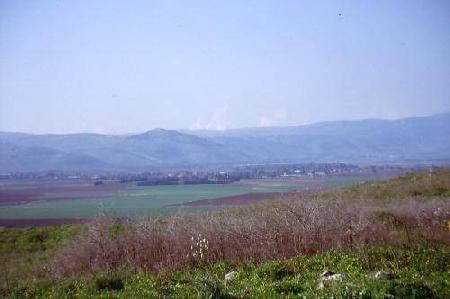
top-left (1, 112), bottom-right (450, 171)
top-left (1, 168), bottom-right (449, 298)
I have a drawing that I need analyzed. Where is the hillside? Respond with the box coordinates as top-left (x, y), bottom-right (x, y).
top-left (0, 168), bottom-right (449, 297)
top-left (1, 113), bottom-right (450, 172)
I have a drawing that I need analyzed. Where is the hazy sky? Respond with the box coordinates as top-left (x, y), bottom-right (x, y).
top-left (1, 0), bottom-right (449, 134)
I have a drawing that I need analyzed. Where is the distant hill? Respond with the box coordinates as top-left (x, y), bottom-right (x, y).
top-left (1, 113), bottom-right (449, 172)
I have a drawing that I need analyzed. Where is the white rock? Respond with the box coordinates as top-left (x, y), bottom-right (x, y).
top-left (320, 271), bottom-right (336, 278)
top-left (321, 273), bottom-right (346, 281)
top-left (318, 272), bottom-right (346, 289)
top-left (373, 271), bottom-right (395, 280)
top-left (225, 271), bottom-right (238, 281)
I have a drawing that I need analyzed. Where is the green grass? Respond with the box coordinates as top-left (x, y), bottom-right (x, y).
top-left (0, 225), bottom-right (83, 294)
top-left (3, 245), bottom-right (449, 298)
top-left (324, 168), bottom-right (450, 202)
top-left (0, 225), bottom-right (82, 254)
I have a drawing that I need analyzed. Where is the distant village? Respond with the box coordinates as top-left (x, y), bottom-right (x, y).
top-left (0, 163), bottom-right (421, 186)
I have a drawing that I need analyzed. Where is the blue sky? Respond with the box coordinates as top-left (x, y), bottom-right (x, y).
top-left (1, 0), bottom-right (449, 134)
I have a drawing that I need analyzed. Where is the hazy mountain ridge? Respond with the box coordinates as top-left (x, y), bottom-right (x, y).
top-left (1, 113), bottom-right (449, 172)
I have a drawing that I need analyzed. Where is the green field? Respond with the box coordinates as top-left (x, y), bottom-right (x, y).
top-left (0, 174), bottom-right (391, 219)
top-left (0, 183), bottom-right (292, 219)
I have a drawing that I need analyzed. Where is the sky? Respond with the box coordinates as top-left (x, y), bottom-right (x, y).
top-left (0, 0), bottom-right (449, 134)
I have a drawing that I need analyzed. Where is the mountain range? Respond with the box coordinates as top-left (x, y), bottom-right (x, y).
top-left (1, 113), bottom-right (449, 172)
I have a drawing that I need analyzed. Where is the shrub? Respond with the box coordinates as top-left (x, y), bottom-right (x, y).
top-left (49, 196), bottom-right (450, 276)
top-left (46, 169), bottom-right (450, 279)
top-left (94, 275), bottom-right (124, 292)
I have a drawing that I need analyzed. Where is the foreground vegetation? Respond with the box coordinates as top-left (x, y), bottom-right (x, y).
top-left (2, 245), bottom-right (449, 298)
top-left (1, 168), bottom-right (449, 298)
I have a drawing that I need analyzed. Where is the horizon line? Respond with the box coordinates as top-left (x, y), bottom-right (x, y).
top-left (1, 111), bottom-right (448, 136)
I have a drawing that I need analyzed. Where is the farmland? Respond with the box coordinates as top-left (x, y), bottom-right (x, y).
top-left (0, 173), bottom-right (390, 222)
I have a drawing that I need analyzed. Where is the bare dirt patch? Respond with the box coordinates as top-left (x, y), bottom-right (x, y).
top-left (0, 218), bottom-right (89, 227)
top-left (0, 180), bottom-right (122, 206)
